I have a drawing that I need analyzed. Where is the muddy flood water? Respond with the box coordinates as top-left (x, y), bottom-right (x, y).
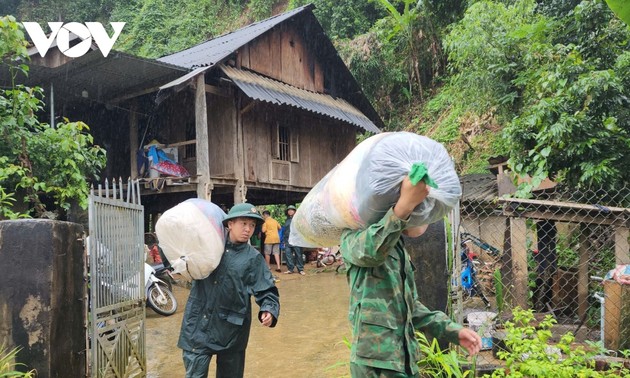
top-left (146, 265), bottom-right (351, 378)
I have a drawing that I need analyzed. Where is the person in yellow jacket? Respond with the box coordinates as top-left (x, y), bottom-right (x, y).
top-left (262, 210), bottom-right (282, 272)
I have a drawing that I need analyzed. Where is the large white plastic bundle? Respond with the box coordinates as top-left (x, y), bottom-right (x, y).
top-left (155, 198), bottom-right (226, 280)
top-left (289, 132), bottom-right (461, 247)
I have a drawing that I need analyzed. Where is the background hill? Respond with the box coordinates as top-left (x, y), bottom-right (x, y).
top-left (2, 0), bottom-right (629, 192)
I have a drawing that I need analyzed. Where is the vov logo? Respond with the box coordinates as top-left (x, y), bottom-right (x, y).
top-left (23, 22), bottom-right (125, 58)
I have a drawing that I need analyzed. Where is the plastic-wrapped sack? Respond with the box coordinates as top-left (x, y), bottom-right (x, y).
top-left (155, 199), bottom-right (226, 280)
top-left (289, 132), bottom-right (461, 247)
top-left (605, 264), bottom-right (630, 285)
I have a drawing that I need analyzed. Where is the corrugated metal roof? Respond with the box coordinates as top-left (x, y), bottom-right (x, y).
top-left (460, 174), bottom-right (498, 203)
top-left (0, 50), bottom-right (187, 106)
top-left (158, 5), bottom-right (313, 69)
top-left (220, 65), bottom-right (380, 133)
top-left (159, 66), bottom-right (212, 91)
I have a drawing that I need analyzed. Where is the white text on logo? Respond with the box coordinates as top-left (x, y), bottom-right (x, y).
top-left (23, 22), bottom-right (125, 58)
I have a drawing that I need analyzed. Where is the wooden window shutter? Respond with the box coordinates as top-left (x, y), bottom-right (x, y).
top-left (290, 131), bottom-right (299, 163)
top-left (271, 122), bottom-right (280, 159)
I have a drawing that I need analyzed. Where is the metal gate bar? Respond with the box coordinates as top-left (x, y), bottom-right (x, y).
top-left (88, 178), bottom-right (145, 377)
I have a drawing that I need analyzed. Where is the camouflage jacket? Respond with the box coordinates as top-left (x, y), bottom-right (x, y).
top-left (340, 208), bottom-right (462, 374)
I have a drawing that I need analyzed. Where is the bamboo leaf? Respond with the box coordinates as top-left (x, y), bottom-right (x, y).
top-left (606, 0), bottom-right (630, 25)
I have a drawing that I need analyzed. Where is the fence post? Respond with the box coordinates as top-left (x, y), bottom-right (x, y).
top-left (614, 226), bottom-right (630, 265)
top-left (578, 225), bottom-right (591, 320)
top-left (505, 217), bottom-right (529, 309)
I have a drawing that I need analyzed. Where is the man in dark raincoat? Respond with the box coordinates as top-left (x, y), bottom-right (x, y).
top-left (178, 203), bottom-right (280, 378)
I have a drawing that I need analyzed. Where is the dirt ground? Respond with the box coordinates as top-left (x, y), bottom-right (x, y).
top-left (145, 262), bottom-right (351, 378)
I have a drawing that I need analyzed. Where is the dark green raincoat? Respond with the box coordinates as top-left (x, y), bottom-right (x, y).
top-left (178, 240), bottom-right (280, 354)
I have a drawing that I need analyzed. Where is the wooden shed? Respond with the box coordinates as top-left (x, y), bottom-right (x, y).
top-left (2, 5), bottom-right (383, 225)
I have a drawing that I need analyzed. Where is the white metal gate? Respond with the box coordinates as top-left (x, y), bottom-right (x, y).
top-left (87, 179), bottom-right (145, 377)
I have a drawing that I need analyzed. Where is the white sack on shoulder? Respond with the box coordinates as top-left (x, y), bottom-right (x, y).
top-left (156, 199), bottom-right (226, 280)
top-left (289, 132), bottom-right (461, 248)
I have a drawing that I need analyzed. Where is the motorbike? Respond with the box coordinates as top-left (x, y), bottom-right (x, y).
top-left (145, 263), bottom-right (178, 316)
top-left (87, 236), bottom-right (178, 316)
top-left (316, 247), bottom-right (340, 267)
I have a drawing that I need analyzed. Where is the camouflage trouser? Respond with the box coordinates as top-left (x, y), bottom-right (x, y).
top-left (350, 363), bottom-right (420, 378)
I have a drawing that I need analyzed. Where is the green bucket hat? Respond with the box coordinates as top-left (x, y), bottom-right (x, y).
top-left (285, 205), bottom-right (297, 216)
top-left (223, 203), bottom-right (264, 226)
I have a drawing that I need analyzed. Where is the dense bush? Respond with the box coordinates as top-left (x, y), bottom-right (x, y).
top-left (0, 16), bottom-right (106, 219)
top-left (429, 0), bottom-right (630, 189)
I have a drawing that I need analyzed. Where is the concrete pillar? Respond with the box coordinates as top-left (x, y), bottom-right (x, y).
top-left (0, 220), bottom-right (86, 377)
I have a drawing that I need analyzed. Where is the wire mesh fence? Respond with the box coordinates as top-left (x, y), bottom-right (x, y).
top-left (452, 174), bottom-right (630, 366)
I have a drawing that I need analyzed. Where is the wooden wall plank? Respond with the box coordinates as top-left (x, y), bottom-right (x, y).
top-left (281, 27), bottom-right (304, 89)
top-left (244, 25), bottom-right (324, 92)
top-left (603, 280), bottom-right (630, 351)
top-left (314, 61), bottom-right (324, 92)
top-left (249, 34), bottom-right (273, 78)
top-left (239, 105), bottom-right (356, 189)
top-left (207, 93), bottom-right (235, 177)
top-left (238, 44), bottom-right (250, 69)
top-left (243, 109), bottom-right (269, 183)
top-left (270, 29), bottom-right (282, 79)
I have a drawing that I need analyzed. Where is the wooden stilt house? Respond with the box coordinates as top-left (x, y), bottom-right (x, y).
top-left (1, 4), bottom-right (383, 228)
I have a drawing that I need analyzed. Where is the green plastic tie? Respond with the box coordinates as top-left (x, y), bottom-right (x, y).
top-left (408, 162), bottom-right (439, 189)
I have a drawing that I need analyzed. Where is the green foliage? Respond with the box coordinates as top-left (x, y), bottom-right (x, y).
top-left (29, 120), bottom-right (107, 211)
top-left (288, 0), bottom-right (383, 39)
top-left (494, 269), bottom-right (505, 315)
top-left (4, 0), bottom-right (629, 192)
top-left (337, 0), bottom-right (463, 129)
top-left (259, 204), bottom-right (287, 226)
top-left (371, 0), bottom-right (442, 101)
top-left (416, 331), bottom-right (471, 377)
top-left (0, 344), bottom-right (34, 377)
top-left (556, 232), bottom-right (579, 268)
top-left (605, 0), bottom-right (630, 25)
top-left (111, 0), bottom-right (248, 58)
top-left (0, 16), bottom-right (106, 219)
top-left (248, 0), bottom-right (276, 20)
top-left (484, 307), bottom-right (630, 377)
top-left (433, 0), bottom-right (630, 188)
top-left (506, 43), bottom-right (630, 193)
top-left (336, 32), bottom-right (407, 128)
top-left (1, 0), bottom-right (114, 24)
top-left (445, 0), bottom-right (548, 116)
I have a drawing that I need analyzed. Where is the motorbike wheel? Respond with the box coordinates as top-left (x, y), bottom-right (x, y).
top-left (147, 283), bottom-right (178, 316)
top-left (316, 255), bottom-right (336, 267)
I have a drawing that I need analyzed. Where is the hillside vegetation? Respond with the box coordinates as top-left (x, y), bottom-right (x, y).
top-left (2, 0), bottom-right (629, 193)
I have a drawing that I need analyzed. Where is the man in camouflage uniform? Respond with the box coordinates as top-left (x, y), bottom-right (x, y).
top-left (341, 177), bottom-right (482, 377)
